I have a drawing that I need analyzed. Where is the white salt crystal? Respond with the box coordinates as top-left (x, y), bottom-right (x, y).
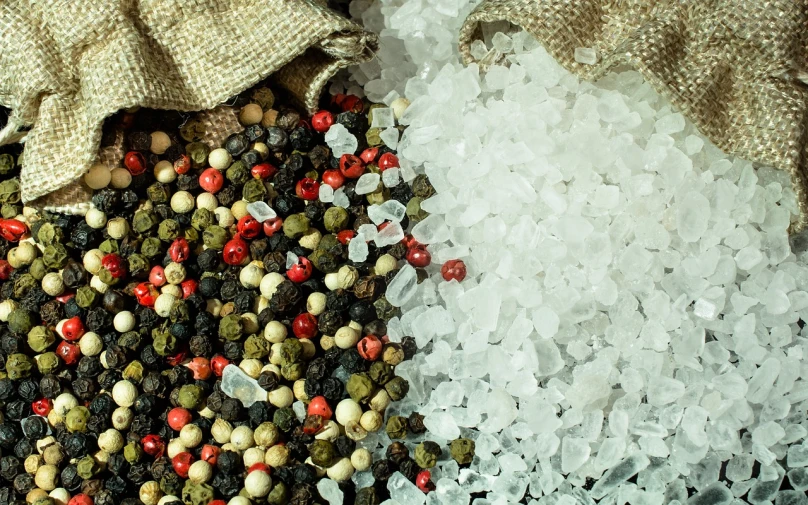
top-left (561, 437), bottom-right (591, 473)
top-left (574, 47), bottom-right (597, 65)
top-left (371, 107), bottom-right (396, 128)
top-left (324, 123), bottom-right (358, 157)
top-left (220, 365), bottom-right (266, 407)
top-left (285, 251), bottom-right (298, 270)
top-left (676, 192), bottom-right (711, 242)
top-left (358, 224), bottom-right (378, 241)
top-left (374, 222), bottom-right (404, 247)
top-left (380, 127), bottom-right (399, 149)
top-left (492, 32), bottom-right (513, 53)
top-left (318, 184), bottom-right (335, 203)
top-left (386, 265), bottom-right (418, 307)
top-left (424, 411), bottom-right (461, 440)
top-left (333, 188), bottom-right (350, 208)
top-left (646, 376), bottom-right (685, 406)
top-left (531, 306), bottom-right (559, 339)
top-left (246, 201), bottom-right (276, 222)
top-left (355, 173), bottom-right (381, 195)
top-left (382, 167), bottom-right (400, 187)
top-left (368, 199), bottom-right (407, 224)
top-left (412, 214), bottom-right (450, 244)
top-left (348, 236), bottom-right (369, 262)
top-left (317, 478), bottom-right (344, 505)
top-left (388, 472), bottom-right (425, 505)
top-left (655, 113), bottom-right (685, 135)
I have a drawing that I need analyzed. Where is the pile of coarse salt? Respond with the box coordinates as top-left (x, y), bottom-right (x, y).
top-left (329, 0), bottom-right (808, 503)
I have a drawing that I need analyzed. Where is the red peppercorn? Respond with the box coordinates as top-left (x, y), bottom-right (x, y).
top-left (295, 178), bottom-right (320, 200)
top-left (441, 259), bottom-right (467, 282)
top-left (401, 234), bottom-right (420, 249)
top-left (378, 152), bottom-right (400, 171)
top-left (0, 259), bottom-right (12, 280)
top-left (166, 348), bottom-right (188, 367)
top-left (172, 452), bottom-right (194, 478)
top-left (181, 279), bottom-right (198, 299)
top-left (199, 168), bottom-right (224, 193)
top-left (292, 313), bottom-right (318, 339)
top-left (68, 494), bottom-right (93, 505)
top-left (332, 93), bottom-right (347, 107)
top-left (62, 316), bottom-right (85, 341)
top-left (237, 216), bottom-right (262, 240)
top-left (339, 154), bottom-right (365, 179)
top-left (149, 266), bottom-right (166, 287)
top-left (336, 229), bottom-right (356, 245)
top-left (200, 445), bottom-right (220, 465)
top-left (101, 253), bottom-right (126, 278)
top-left (360, 147), bottom-right (379, 164)
top-left (287, 257), bottom-right (313, 283)
top-left (248, 463), bottom-right (272, 474)
top-left (169, 237), bottom-right (191, 263)
top-left (0, 219), bottom-right (28, 242)
top-left (134, 282), bottom-right (158, 307)
top-left (416, 470), bottom-right (434, 492)
top-left (341, 95), bottom-right (363, 113)
top-left (251, 162), bottom-right (277, 180)
top-left (209, 500), bottom-right (227, 505)
top-left (124, 151), bottom-right (147, 176)
top-left (210, 355), bottom-right (229, 377)
top-left (167, 407), bottom-right (192, 431)
top-left (406, 245), bottom-right (431, 268)
top-left (32, 398), bottom-right (52, 416)
top-left (56, 292), bottom-right (74, 303)
top-left (263, 217), bottom-right (283, 237)
top-left (142, 434), bottom-right (166, 458)
top-left (307, 396), bottom-right (333, 420)
top-left (222, 237), bottom-right (249, 265)
top-left (311, 110), bottom-right (335, 133)
top-left (186, 357), bottom-right (212, 380)
top-left (357, 335), bottom-right (382, 361)
top-left (174, 154), bottom-right (191, 175)
top-left (57, 341), bottom-right (80, 365)
top-left (322, 169), bottom-right (345, 190)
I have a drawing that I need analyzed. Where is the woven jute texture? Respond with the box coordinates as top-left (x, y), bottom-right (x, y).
top-left (0, 0), bottom-right (377, 213)
top-left (459, 0), bottom-right (808, 232)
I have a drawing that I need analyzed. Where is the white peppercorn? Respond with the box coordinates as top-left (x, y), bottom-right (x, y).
top-left (231, 200), bottom-right (249, 220)
top-left (41, 272), bottom-right (65, 296)
top-left (211, 419), bottom-right (233, 444)
top-left (53, 393), bottom-right (79, 416)
top-left (112, 311), bottom-right (135, 333)
top-left (320, 335), bottom-right (336, 350)
top-left (293, 380), bottom-right (308, 403)
top-left (326, 457), bottom-right (355, 482)
top-left (335, 326), bottom-right (360, 349)
top-left (110, 167), bottom-right (132, 189)
top-left (265, 445), bottom-right (290, 468)
top-left (254, 422), bottom-right (280, 447)
top-left (112, 407), bottom-right (133, 430)
top-left (8, 242), bottom-right (36, 268)
top-left (239, 104), bottom-right (264, 126)
top-left (25, 454), bottom-right (43, 474)
top-left (243, 447), bottom-right (265, 468)
top-left (84, 164), bottom-right (112, 189)
top-left (154, 293), bottom-right (176, 318)
top-left (391, 97), bottom-right (410, 119)
top-left (359, 410), bottom-right (383, 432)
top-left (48, 488), bottom-right (70, 505)
top-left (98, 429), bottom-right (124, 453)
top-left (154, 160), bottom-right (177, 184)
top-left (166, 439), bottom-right (187, 459)
top-left (263, 320), bottom-right (287, 343)
top-left (90, 274), bottom-right (109, 293)
top-left (306, 292), bottom-right (327, 316)
top-left (0, 299), bottom-right (18, 322)
top-left (83, 249), bottom-right (104, 275)
top-left (34, 464), bottom-right (59, 491)
top-left (337, 265), bottom-right (359, 289)
top-left (240, 262), bottom-right (264, 289)
top-left (298, 228), bottom-right (321, 250)
top-left (206, 299), bottom-right (223, 317)
top-left (335, 399), bottom-right (363, 425)
top-left (112, 380), bottom-right (137, 407)
top-left (150, 131), bottom-right (172, 155)
top-left (85, 208), bottom-right (108, 229)
top-left (375, 254), bottom-right (398, 276)
top-left (164, 262), bottom-right (186, 285)
top-left (228, 497), bottom-right (251, 505)
top-left (267, 386), bottom-right (293, 408)
top-left (188, 460), bottom-right (213, 484)
top-left (369, 388), bottom-right (391, 412)
top-left (324, 272), bottom-right (340, 291)
top-left (161, 284), bottom-right (183, 298)
top-left (106, 217), bottom-right (130, 240)
top-left (179, 424), bottom-right (203, 448)
top-left (196, 192), bottom-right (218, 211)
top-left (244, 470), bottom-right (272, 498)
top-left (170, 191), bottom-right (194, 213)
top-left (157, 497), bottom-right (181, 505)
top-left (140, 481), bottom-right (163, 505)
top-left (314, 421), bottom-right (340, 442)
top-left (214, 206), bottom-right (235, 227)
top-left (229, 426), bottom-right (255, 451)
top-left (253, 142), bottom-right (269, 159)
top-left (350, 448), bottom-right (372, 471)
top-left (208, 148), bottom-right (232, 170)
top-left (239, 358), bottom-right (263, 379)
top-left (300, 339), bottom-right (315, 360)
top-left (242, 312), bottom-right (259, 335)
top-left (259, 272), bottom-right (285, 298)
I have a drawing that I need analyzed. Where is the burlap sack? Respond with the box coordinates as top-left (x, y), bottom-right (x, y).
top-left (459, 0), bottom-right (808, 232)
top-left (0, 0), bottom-right (377, 213)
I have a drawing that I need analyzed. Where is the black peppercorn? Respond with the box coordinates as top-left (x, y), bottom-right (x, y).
top-left (354, 487), bottom-right (380, 505)
top-left (216, 451), bottom-right (242, 475)
top-left (371, 458), bottom-right (396, 483)
top-left (0, 455), bottom-right (21, 482)
top-left (13, 472), bottom-right (34, 495)
top-left (62, 464), bottom-right (83, 491)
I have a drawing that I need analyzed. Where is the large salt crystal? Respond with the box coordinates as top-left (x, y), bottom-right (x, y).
top-left (676, 192), bottom-right (711, 242)
top-left (220, 365), bottom-right (266, 407)
top-left (646, 376), bottom-right (685, 406)
top-left (355, 173), bottom-right (381, 195)
top-left (386, 265), bottom-right (418, 307)
top-left (368, 199), bottom-right (407, 224)
top-left (411, 214), bottom-right (450, 244)
top-left (561, 437), bottom-right (591, 474)
top-left (574, 47), bottom-right (597, 65)
top-left (371, 107), bottom-right (395, 128)
top-left (316, 479), bottom-right (343, 505)
top-left (388, 472), bottom-right (425, 505)
top-left (246, 201), bottom-right (276, 222)
top-left (324, 123), bottom-right (358, 157)
top-left (348, 235), bottom-right (369, 262)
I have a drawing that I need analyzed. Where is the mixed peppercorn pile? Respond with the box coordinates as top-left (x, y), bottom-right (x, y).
top-left (0, 86), bottom-right (474, 505)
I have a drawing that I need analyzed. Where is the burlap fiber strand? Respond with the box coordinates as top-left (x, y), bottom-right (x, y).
top-left (0, 0), bottom-right (377, 213)
top-left (459, 0), bottom-right (808, 232)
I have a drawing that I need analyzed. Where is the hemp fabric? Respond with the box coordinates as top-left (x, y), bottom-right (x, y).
top-left (0, 0), bottom-right (377, 213)
top-left (459, 0), bottom-right (808, 231)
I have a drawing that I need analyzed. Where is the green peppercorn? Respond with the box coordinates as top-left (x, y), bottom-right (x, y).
top-left (346, 373), bottom-right (375, 404)
top-left (141, 237), bottom-right (164, 258)
top-left (66, 406), bottom-right (90, 432)
top-left (412, 174), bottom-right (436, 198)
top-left (76, 455), bottom-right (100, 479)
top-left (0, 204), bottom-right (18, 219)
top-left (178, 384), bottom-right (204, 409)
top-left (266, 481), bottom-right (289, 505)
top-left (384, 376), bottom-right (409, 401)
top-left (449, 438), bottom-right (475, 465)
top-left (243, 334), bottom-right (269, 359)
top-left (27, 326), bottom-right (55, 353)
top-left (184, 227), bottom-right (199, 244)
top-left (133, 209), bottom-right (159, 234)
top-left (243, 179), bottom-right (268, 202)
top-left (13, 273), bottom-right (37, 298)
top-left (219, 314), bottom-right (243, 341)
top-left (118, 331), bottom-right (142, 351)
top-left (161, 474), bottom-right (183, 496)
top-left (122, 361), bottom-right (145, 382)
top-left (283, 213), bottom-right (310, 239)
top-left (203, 225), bottom-right (228, 250)
top-left (414, 441), bottom-right (441, 469)
top-left (5, 353), bottom-right (33, 380)
top-left (0, 179), bottom-right (21, 204)
top-left (158, 219), bottom-right (181, 241)
top-left (309, 439), bottom-right (336, 467)
top-left (317, 233), bottom-right (343, 255)
top-left (75, 286), bottom-right (99, 308)
top-left (43, 243), bottom-right (69, 269)
top-left (147, 183), bottom-right (171, 204)
top-left (226, 161), bottom-right (250, 186)
top-left (273, 408), bottom-right (296, 432)
top-left (354, 487), bottom-right (380, 505)
top-left (36, 222), bottom-right (63, 245)
top-left (99, 239), bottom-right (119, 254)
top-left (124, 442), bottom-right (143, 463)
top-left (280, 362), bottom-right (304, 381)
top-left (182, 481), bottom-right (215, 505)
top-left (128, 254), bottom-right (150, 278)
top-left (374, 297), bottom-right (399, 320)
top-left (366, 127), bottom-right (382, 147)
top-left (309, 249), bottom-right (339, 273)
top-left (323, 207), bottom-right (349, 233)
top-left (368, 361), bottom-right (394, 386)
top-left (97, 267), bottom-right (117, 286)
top-left (385, 415), bottom-right (408, 439)
top-left (181, 121), bottom-right (206, 142)
top-left (152, 329), bottom-right (178, 356)
top-left (36, 352), bottom-right (59, 374)
top-left (8, 309), bottom-right (35, 334)
top-left (191, 208), bottom-right (214, 231)
top-left (406, 197), bottom-right (428, 222)
top-left (366, 187), bottom-right (388, 206)
top-left (0, 153), bottom-right (15, 175)
top-left (279, 339), bottom-right (302, 365)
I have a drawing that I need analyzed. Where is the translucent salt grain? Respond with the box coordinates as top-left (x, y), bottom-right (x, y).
top-left (221, 365), bottom-right (266, 407)
top-left (318, 184), bottom-right (334, 203)
top-left (355, 173), bottom-right (381, 195)
top-left (387, 265), bottom-right (418, 307)
top-left (348, 235), bottom-right (369, 262)
top-left (382, 167), bottom-right (400, 187)
top-left (374, 222), bottom-right (404, 247)
top-left (324, 123), bottom-right (358, 157)
top-left (371, 107), bottom-right (396, 128)
top-left (574, 47), bottom-right (597, 65)
top-left (333, 188), bottom-right (350, 208)
top-left (492, 32), bottom-right (513, 53)
top-left (561, 437), bottom-right (591, 473)
top-left (368, 199), bottom-right (407, 224)
top-left (655, 113), bottom-right (685, 135)
top-left (380, 127), bottom-right (400, 149)
top-left (412, 214), bottom-right (450, 244)
top-left (246, 201), bottom-right (276, 222)
top-left (317, 478), bottom-right (343, 505)
top-left (285, 252), bottom-right (298, 269)
top-left (388, 472), bottom-right (425, 505)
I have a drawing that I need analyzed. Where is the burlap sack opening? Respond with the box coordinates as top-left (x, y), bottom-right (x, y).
top-left (0, 0), bottom-right (378, 214)
top-left (458, 0), bottom-right (808, 233)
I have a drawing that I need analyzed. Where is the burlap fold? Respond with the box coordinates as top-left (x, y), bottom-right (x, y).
top-left (459, 0), bottom-right (808, 232)
top-left (0, 0), bottom-right (377, 211)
